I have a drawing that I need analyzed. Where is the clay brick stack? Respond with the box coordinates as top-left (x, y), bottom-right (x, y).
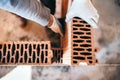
top-left (0, 41), bottom-right (53, 65)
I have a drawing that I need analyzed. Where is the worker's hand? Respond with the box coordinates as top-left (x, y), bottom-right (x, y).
top-left (48, 15), bottom-right (64, 37)
top-left (65, 0), bottom-right (99, 28)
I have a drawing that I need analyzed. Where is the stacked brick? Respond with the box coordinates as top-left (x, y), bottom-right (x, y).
top-left (71, 17), bottom-right (97, 65)
top-left (52, 48), bottom-right (63, 63)
top-left (0, 41), bottom-right (53, 65)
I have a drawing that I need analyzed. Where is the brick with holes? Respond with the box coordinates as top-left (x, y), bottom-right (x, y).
top-left (63, 17), bottom-right (98, 66)
top-left (0, 41), bottom-right (53, 65)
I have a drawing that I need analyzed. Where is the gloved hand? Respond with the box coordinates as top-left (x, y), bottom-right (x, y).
top-left (66, 0), bottom-right (99, 28)
top-left (48, 15), bottom-right (64, 37)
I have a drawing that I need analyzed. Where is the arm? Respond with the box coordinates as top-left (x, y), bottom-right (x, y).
top-left (0, 0), bottom-right (50, 26)
top-left (0, 0), bottom-right (64, 36)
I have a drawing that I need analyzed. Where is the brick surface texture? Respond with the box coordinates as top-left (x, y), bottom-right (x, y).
top-left (71, 17), bottom-right (97, 65)
top-left (0, 41), bottom-right (53, 65)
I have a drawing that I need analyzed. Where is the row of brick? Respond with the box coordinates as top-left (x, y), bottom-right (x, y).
top-left (0, 41), bottom-right (64, 65)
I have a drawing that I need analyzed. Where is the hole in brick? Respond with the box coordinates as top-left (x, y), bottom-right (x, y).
top-left (45, 51), bottom-right (48, 56)
top-left (20, 58), bottom-right (23, 63)
top-left (41, 44), bottom-right (44, 49)
top-left (80, 52), bottom-right (91, 55)
top-left (0, 44), bottom-right (2, 49)
top-left (87, 57), bottom-right (92, 59)
top-left (86, 32), bottom-right (91, 35)
top-left (52, 55), bottom-right (56, 63)
top-left (73, 40), bottom-right (84, 43)
top-left (86, 25), bottom-right (91, 27)
top-left (80, 21), bottom-right (87, 24)
top-left (55, 50), bottom-right (57, 54)
top-left (57, 54), bottom-right (61, 63)
top-left (80, 36), bottom-right (91, 39)
top-left (53, 50), bottom-right (58, 63)
top-left (45, 44), bottom-right (48, 49)
top-left (60, 51), bottom-right (63, 58)
top-left (15, 51), bottom-right (19, 63)
top-left (61, 59), bottom-right (63, 63)
top-left (0, 51), bottom-right (2, 60)
top-left (73, 52), bottom-right (78, 55)
top-left (33, 44), bottom-right (36, 49)
top-left (73, 20), bottom-right (78, 22)
top-left (73, 28), bottom-right (78, 30)
top-left (73, 56), bottom-right (85, 60)
top-left (17, 44), bottom-right (19, 49)
top-left (21, 44), bottom-right (24, 56)
top-left (86, 40), bottom-right (91, 43)
top-left (28, 58), bottom-right (32, 63)
top-left (80, 28), bottom-right (90, 31)
top-left (73, 44), bottom-right (78, 47)
top-left (3, 44), bottom-right (6, 56)
top-left (29, 44), bottom-right (32, 56)
top-left (41, 51), bottom-right (44, 63)
top-left (73, 24), bottom-right (84, 27)
top-left (24, 51), bottom-right (28, 63)
top-left (73, 36), bottom-right (78, 38)
top-left (12, 43), bottom-right (15, 56)
top-left (7, 51), bottom-right (10, 62)
top-left (25, 44), bottom-right (28, 49)
top-left (96, 60), bottom-right (98, 63)
top-left (61, 50), bottom-right (63, 56)
top-left (11, 58), bottom-right (14, 63)
top-left (58, 50), bottom-right (61, 54)
top-left (37, 58), bottom-right (39, 63)
top-left (2, 58), bottom-right (5, 63)
top-left (45, 58), bottom-right (48, 63)
top-left (74, 17), bottom-right (81, 19)
top-left (89, 61), bottom-right (93, 64)
top-left (73, 61), bottom-right (77, 64)
top-left (87, 48), bottom-right (92, 51)
top-left (73, 32), bottom-right (84, 35)
top-left (80, 44), bottom-right (91, 47)
top-left (73, 48), bottom-right (84, 51)
top-left (37, 44), bottom-right (40, 53)
top-left (8, 44), bottom-right (11, 49)
top-left (37, 44), bottom-right (40, 56)
top-left (33, 52), bottom-right (36, 63)
top-left (95, 49), bottom-right (98, 52)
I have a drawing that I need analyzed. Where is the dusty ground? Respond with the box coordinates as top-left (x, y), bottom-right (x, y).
top-left (94, 0), bottom-right (120, 46)
top-left (0, 0), bottom-right (120, 80)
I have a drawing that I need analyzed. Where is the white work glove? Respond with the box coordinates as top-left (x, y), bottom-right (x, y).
top-left (66, 0), bottom-right (99, 28)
